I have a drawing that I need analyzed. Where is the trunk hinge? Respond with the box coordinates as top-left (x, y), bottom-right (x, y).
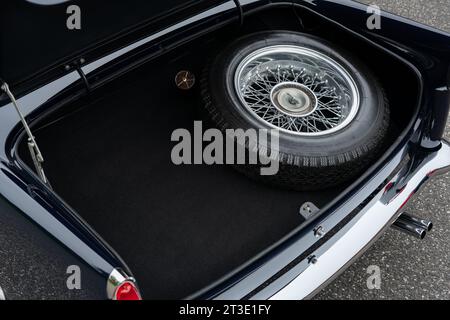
top-left (76, 66), bottom-right (92, 92)
top-left (1, 82), bottom-right (52, 188)
top-left (233, 0), bottom-right (244, 26)
top-left (66, 58), bottom-right (91, 92)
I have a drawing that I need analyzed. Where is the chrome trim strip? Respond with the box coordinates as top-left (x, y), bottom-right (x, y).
top-left (0, 285), bottom-right (5, 300)
top-left (270, 140), bottom-right (450, 300)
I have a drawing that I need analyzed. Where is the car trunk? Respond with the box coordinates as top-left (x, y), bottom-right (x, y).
top-left (19, 62), bottom-right (346, 299)
top-left (17, 8), bottom-right (419, 299)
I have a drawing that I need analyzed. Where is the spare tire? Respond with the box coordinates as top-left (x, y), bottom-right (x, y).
top-left (200, 31), bottom-right (390, 190)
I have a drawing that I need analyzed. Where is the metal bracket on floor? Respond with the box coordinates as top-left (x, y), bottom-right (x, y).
top-left (299, 201), bottom-right (320, 220)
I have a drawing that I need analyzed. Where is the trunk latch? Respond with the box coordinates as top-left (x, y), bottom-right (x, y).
top-left (1, 82), bottom-right (51, 188)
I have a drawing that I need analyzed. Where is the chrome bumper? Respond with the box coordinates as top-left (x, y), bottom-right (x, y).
top-left (271, 140), bottom-right (450, 300)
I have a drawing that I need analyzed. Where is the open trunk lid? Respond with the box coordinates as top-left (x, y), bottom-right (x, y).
top-left (0, 0), bottom-right (231, 101)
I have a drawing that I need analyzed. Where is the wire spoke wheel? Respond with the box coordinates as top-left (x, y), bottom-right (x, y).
top-left (202, 32), bottom-right (389, 190)
top-left (235, 45), bottom-right (360, 136)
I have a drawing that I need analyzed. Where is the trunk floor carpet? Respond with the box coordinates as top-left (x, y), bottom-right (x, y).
top-left (22, 69), bottom-right (343, 299)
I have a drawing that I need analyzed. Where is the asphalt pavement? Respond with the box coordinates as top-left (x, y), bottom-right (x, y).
top-left (316, 0), bottom-right (450, 300)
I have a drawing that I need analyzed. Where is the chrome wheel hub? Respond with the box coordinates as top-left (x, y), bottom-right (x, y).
top-left (270, 82), bottom-right (317, 117)
top-left (235, 45), bottom-right (360, 136)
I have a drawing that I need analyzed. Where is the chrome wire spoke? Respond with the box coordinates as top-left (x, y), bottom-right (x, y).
top-left (235, 45), bottom-right (360, 136)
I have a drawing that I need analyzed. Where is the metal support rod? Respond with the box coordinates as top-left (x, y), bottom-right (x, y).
top-left (1, 82), bottom-right (51, 188)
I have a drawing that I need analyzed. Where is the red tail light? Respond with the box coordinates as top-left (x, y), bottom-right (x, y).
top-left (108, 268), bottom-right (142, 300)
top-left (115, 281), bottom-right (142, 301)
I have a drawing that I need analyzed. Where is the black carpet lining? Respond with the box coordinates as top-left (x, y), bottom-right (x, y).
top-left (21, 65), bottom-right (343, 299)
